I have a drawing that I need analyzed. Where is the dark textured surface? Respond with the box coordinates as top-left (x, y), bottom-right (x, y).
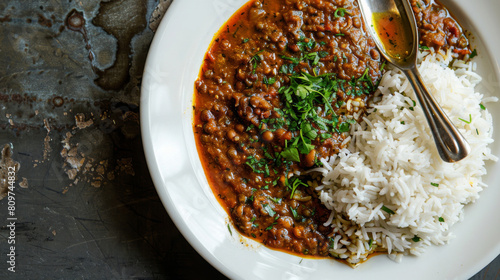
top-left (0, 0), bottom-right (225, 279)
top-left (0, 0), bottom-right (497, 279)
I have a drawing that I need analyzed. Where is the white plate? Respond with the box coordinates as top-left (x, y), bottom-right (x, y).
top-left (141, 0), bottom-right (500, 279)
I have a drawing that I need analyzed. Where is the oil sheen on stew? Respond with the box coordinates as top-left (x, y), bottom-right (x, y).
top-left (193, 0), bottom-right (470, 262)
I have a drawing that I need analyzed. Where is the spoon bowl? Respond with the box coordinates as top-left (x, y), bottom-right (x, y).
top-left (357, 0), bottom-right (471, 162)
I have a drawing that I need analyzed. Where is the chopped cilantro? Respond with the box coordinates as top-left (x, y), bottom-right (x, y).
top-left (289, 177), bottom-right (308, 199)
top-left (303, 52), bottom-right (321, 65)
top-left (290, 206), bottom-right (299, 220)
top-left (263, 76), bottom-right (276, 85)
top-left (296, 36), bottom-right (316, 51)
top-left (419, 44), bottom-right (430, 50)
top-left (281, 146), bottom-right (300, 162)
top-left (380, 61), bottom-right (386, 71)
top-left (320, 133), bottom-right (333, 139)
top-left (381, 205), bottom-right (395, 215)
top-left (281, 55), bottom-right (300, 64)
top-left (318, 51), bottom-right (329, 58)
top-left (334, 8), bottom-right (350, 18)
top-left (250, 50), bottom-right (264, 74)
top-left (263, 204), bottom-right (276, 217)
top-left (338, 122), bottom-right (351, 133)
top-left (458, 114), bottom-right (472, 124)
top-left (470, 49), bottom-right (478, 59)
top-left (269, 197), bottom-right (282, 204)
top-left (265, 215), bottom-right (280, 230)
top-left (245, 156), bottom-right (269, 174)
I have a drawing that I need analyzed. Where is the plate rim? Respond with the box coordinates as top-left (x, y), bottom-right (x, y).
top-left (140, 0), bottom-right (500, 279)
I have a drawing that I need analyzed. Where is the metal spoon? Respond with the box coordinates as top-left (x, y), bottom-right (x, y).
top-left (357, 0), bottom-right (471, 162)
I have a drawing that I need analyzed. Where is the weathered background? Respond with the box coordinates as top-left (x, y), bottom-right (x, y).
top-left (0, 0), bottom-right (497, 279)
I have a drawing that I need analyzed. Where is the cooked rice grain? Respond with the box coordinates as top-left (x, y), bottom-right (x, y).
top-left (313, 49), bottom-right (498, 265)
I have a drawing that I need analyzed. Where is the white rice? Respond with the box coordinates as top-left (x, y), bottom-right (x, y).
top-left (313, 49), bottom-right (498, 265)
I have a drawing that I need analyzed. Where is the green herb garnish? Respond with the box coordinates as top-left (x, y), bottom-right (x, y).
top-left (263, 76), bottom-right (276, 85)
top-left (381, 205), bottom-right (395, 215)
top-left (296, 36), bottom-right (316, 51)
top-left (469, 49), bottom-right (478, 59)
top-left (265, 215), bottom-right (280, 230)
top-left (380, 61), bottom-right (386, 71)
top-left (334, 8), bottom-right (350, 18)
top-left (320, 133), bottom-right (333, 139)
top-left (269, 197), bottom-right (282, 204)
top-left (245, 156), bottom-right (268, 174)
top-left (281, 146), bottom-right (300, 162)
top-left (289, 177), bottom-right (308, 199)
top-left (419, 44), bottom-right (430, 50)
top-left (250, 50), bottom-right (264, 74)
top-left (338, 122), bottom-right (351, 133)
top-left (458, 114), bottom-right (472, 124)
top-left (318, 51), bottom-right (329, 58)
top-left (290, 206), bottom-right (299, 220)
top-left (263, 204), bottom-right (276, 217)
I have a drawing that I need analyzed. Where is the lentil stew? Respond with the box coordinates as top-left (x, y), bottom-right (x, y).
top-left (193, 0), bottom-right (470, 263)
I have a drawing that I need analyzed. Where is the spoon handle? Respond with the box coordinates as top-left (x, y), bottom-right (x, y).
top-left (402, 67), bottom-right (471, 162)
